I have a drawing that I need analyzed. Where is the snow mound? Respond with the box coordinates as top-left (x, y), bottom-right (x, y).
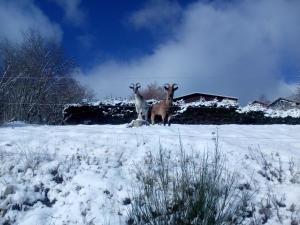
top-left (127, 119), bottom-right (150, 128)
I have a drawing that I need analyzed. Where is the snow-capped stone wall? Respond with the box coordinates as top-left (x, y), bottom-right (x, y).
top-left (63, 99), bottom-right (300, 125)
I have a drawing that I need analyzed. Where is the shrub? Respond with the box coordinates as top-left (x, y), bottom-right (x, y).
top-left (140, 82), bottom-right (166, 100)
top-left (127, 138), bottom-right (253, 225)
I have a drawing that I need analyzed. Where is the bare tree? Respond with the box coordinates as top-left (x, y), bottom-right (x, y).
top-left (258, 94), bottom-right (271, 105)
top-left (140, 82), bottom-right (166, 100)
top-left (0, 30), bottom-right (93, 124)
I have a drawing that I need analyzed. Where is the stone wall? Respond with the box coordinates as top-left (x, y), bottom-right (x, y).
top-left (63, 103), bottom-right (300, 125)
top-left (172, 107), bottom-right (300, 124)
top-left (63, 103), bottom-right (136, 125)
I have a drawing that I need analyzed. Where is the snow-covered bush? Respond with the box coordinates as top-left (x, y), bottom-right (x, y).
top-left (176, 98), bottom-right (238, 113)
top-left (238, 104), bottom-right (300, 118)
top-left (127, 138), bottom-right (254, 225)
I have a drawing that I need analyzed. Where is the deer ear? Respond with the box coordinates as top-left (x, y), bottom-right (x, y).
top-left (136, 83), bottom-right (141, 89)
top-left (174, 86), bottom-right (178, 91)
top-left (129, 84), bottom-right (134, 89)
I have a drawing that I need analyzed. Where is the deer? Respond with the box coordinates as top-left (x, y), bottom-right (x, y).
top-left (129, 83), bottom-right (149, 120)
top-left (150, 83), bottom-right (178, 126)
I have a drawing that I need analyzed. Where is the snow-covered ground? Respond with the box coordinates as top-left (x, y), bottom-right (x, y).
top-left (0, 123), bottom-right (300, 225)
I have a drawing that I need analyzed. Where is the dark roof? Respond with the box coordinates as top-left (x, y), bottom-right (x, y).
top-left (268, 97), bottom-right (300, 107)
top-left (174, 92), bottom-right (238, 101)
top-left (250, 100), bottom-right (269, 106)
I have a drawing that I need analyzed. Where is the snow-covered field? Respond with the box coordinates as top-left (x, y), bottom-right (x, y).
top-left (0, 123), bottom-right (300, 225)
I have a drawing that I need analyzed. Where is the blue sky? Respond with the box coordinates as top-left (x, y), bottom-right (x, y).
top-left (0, 0), bottom-right (299, 104)
top-left (37, 0), bottom-right (196, 68)
top-left (37, 1), bottom-right (157, 67)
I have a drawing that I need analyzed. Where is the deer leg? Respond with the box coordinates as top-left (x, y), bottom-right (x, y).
top-left (137, 112), bottom-right (142, 120)
top-left (144, 108), bottom-right (149, 121)
top-left (151, 113), bottom-right (155, 125)
top-left (162, 114), bottom-right (167, 126)
top-left (167, 115), bottom-right (172, 126)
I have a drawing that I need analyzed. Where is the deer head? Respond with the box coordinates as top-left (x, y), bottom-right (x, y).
top-left (164, 83), bottom-right (178, 100)
top-left (129, 83), bottom-right (141, 94)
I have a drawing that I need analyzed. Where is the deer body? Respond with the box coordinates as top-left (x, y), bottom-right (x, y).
top-left (150, 84), bottom-right (178, 126)
top-left (134, 92), bottom-right (148, 120)
top-left (130, 83), bottom-right (148, 120)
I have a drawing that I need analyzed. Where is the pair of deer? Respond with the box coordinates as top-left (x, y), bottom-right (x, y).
top-left (129, 83), bottom-right (178, 126)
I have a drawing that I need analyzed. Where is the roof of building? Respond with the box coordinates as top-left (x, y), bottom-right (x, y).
top-left (250, 100), bottom-right (269, 106)
top-left (268, 97), bottom-right (300, 107)
top-left (174, 92), bottom-right (238, 101)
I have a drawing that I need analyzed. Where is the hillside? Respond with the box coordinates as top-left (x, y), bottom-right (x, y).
top-left (0, 123), bottom-right (300, 224)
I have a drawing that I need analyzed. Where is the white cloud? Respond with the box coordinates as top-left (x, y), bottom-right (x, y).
top-left (0, 0), bottom-right (62, 43)
top-left (128, 0), bottom-right (182, 31)
top-left (78, 0), bottom-right (300, 104)
top-left (51, 0), bottom-right (86, 26)
top-left (275, 81), bottom-right (298, 100)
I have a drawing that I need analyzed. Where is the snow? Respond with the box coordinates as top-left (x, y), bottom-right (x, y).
top-left (177, 98), bottom-right (238, 108)
top-left (175, 99), bottom-right (238, 113)
top-left (64, 98), bottom-right (160, 110)
top-left (64, 98), bottom-right (238, 110)
top-left (64, 98), bottom-right (135, 110)
top-left (0, 124), bottom-right (300, 224)
top-left (239, 103), bottom-right (300, 118)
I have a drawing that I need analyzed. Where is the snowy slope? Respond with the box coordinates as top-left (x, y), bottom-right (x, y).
top-left (0, 123), bottom-right (300, 225)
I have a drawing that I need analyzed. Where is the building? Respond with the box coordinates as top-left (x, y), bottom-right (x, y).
top-left (268, 98), bottom-right (300, 110)
top-left (173, 92), bottom-right (238, 103)
top-left (249, 100), bottom-right (269, 108)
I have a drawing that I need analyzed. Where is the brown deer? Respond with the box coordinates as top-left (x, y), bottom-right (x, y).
top-left (150, 83), bottom-right (178, 126)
